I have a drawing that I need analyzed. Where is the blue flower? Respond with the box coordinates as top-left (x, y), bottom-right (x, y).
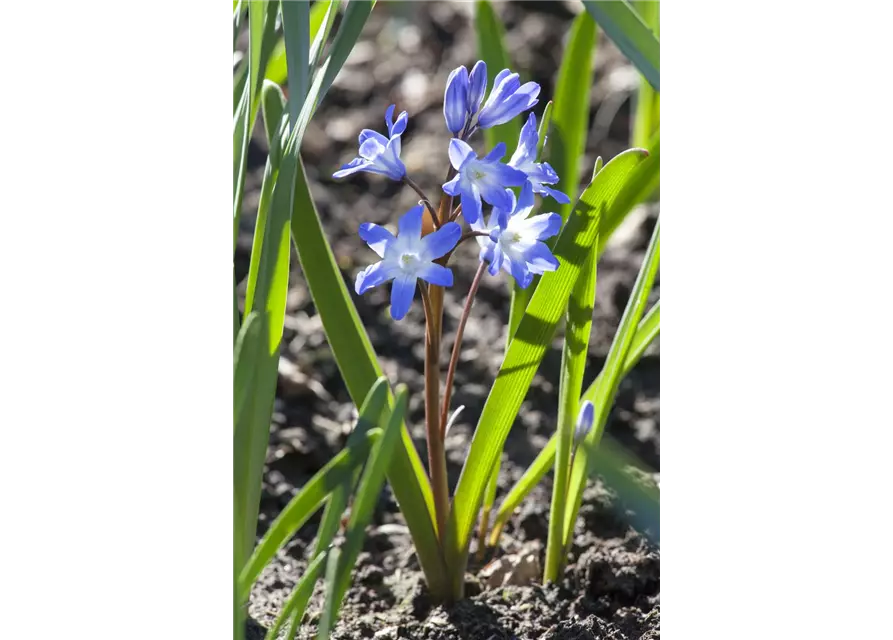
top-left (469, 182), bottom-right (562, 288)
top-left (443, 61), bottom-right (488, 135)
top-left (442, 139), bottom-right (527, 224)
top-left (444, 66), bottom-right (469, 135)
top-left (333, 105), bottom-right (408, 181)
top-left (355, 205), bottom-right (461, 320)
top-left (509, 113), bottom-right (570, 204)
top-left (574, 400), bottom-right (595, 446)
top-left (467, 61), bottom-right (488, 118)
top-left (478, 69), bottom-right (540, 129)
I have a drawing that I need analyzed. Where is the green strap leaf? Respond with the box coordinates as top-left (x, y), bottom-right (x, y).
top-left (544, 211), bottom-right (599, 582)
top-left (488, 301), bottom-right (659, 545)
top-left (280, 373), bottom-right (388, 638)
top-left (237, 434), bottom-right (375, 603)
top-left (318, 386), bottom-right (410, 640)
top-left (444, 148), bottom-right (649, 596)
top-left (598, 131), bottom-right (659, 260)
top-left (235, 496), bottom-right (244, 640)
top-left (563, 219), bottom-right (660, 546)
top-left (263, 1), bottom-right (334, 87)
top-left (583, 0), bottom-right (659, 91)
top-left (474, 0), bottom-right (520, 152)
top-left (234, 0), bottom-right (279, 249)
top-left (549, 10), bottom-right (597, 226)
top-left (263, 549), bottom-right (330, 640)
top-left (493, 101), bottom-right (556, 529)
top-left (289, 156), bottom-right (447, 594)
top-left (280, 0), bottom-right (310, 125)
top-left (233, 311), bottom-right (261, 433)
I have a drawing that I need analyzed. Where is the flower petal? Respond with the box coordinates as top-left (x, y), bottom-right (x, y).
top-left (417, 262), bottom-right (454, 287)
top-left (523, 242), bottom-right (560, 273)
top-left (442, 174), bottom-right (462, 196)
top-left (467, 60), bottom-right (488, 115)
top-left (421, 221), bottom-right (461, 260)
top-left (509, 113), bottom-right (539, 168)
top-left (444, 66), bottom-right (470, 134)
top-left (479, 241), bottom-right (496, 264)
top-left (358, 222), bottom-right (395, 257)
top-left (390, 109), bottom-right (408, 136)
top-left (483, 142), bottom-right (507, 163)
top-left (377, 136), bottom-right (406, 180)
top-left (574, 400), bottom-right (595, 444)
top-left (478, 79), bottom-right (540, 129)
top-left (448, 138), bottom-right (475, 170)
top-left (478, 183), bottom-right (513, 211)
top-left (537, 185), bottom-right (571, 204)
top-left (514, 181), bottom-right (535, 217)
top-left (389, 274), bottom-right (417, 320)
top-left (537, 161), bottom-right (561, 184)
top-left (359, 136), bottom-right (386, 160)
top-left (488, 243), bottom-right (504, 276)
top-left (398, 204), bottom-right (425, 240)
top-left (459, 182), bottom-right (482, 224)
top-left (488, 163), bottom-right (529, 188)
top-left (517, 212), bottom-right (562, 242)
top-left (358, 129), bottom-right (388, 149)
top-left (504, 255), bottom-right (533, 288)
top-left (356, 260), bottom-right (395, 295)
top-left (333, 157), bottom-right (372, 179)
top-left (486, 70), bottom-right (519, 107)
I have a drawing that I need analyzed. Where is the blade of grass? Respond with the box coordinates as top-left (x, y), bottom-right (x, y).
top-left (583, 0), bottom-right (659, 91)
top-left (234, 116), bottom-right (302, 570)
top-left (247, 1), bottom-right (278, 126)
top-left (506, 102), bottom-right (555, 344)
top-left (289, 156), bottom-right (447, 594)
top-left (488, 300), bottom-right (659, 546)
top-left (264, 0), bottom-right (334, 86)
top-left (263, 549), bottom-right (330, 640)
top-left (280, 374), bottom-right (387, 638)
top-left (244, 82), bottom-right (287, 313)
top-left (261, 79), bottom-right (287, 151)
top-left (549, 10), bottom-right (597, 226)
top-left (474, 0), bottom-right (520, 152)
top-left (280, 0), bottom-right (310, 124)
top-left (309, 0), bottom-right (341, 72)
top-left (234, 273), bottom-right (241, 345)
top-left (237, 0), bottom-right (379, 567)
top-left (544, 207), bottom-right (599, 583)
top-left (596, 131), bottom-right (659, 262)
top-left (233, 311), bottom-right (261, 434)
top-left (631, 1), bottom-right (659, 148)
top-left (235, 494), bottom-right (244, 640)
top-left (233, 84), bottom-right (250, 250)
top-left (499, 18), bottom-right (599, 529)
top-left (506, 12), bottom-right (606, 340)
top-left (237, 434), bottom-right (376, 603)
top-left (563, 219), bottom-right (660, 548)
top-left (318, 386), bottom-right (410, 640)
top-left (234, 0), bottom-right (279, 250)
top-left (443, 148), bottom-right (649, 598)
top-left (294, 0), bottom-right (376, 142)
top-left (489, 102), bottom-right (556, 544)
top-left (233, 3), bottom-right (248, 112)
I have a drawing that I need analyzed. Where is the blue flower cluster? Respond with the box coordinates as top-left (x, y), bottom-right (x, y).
top-left (334, 62), bottom-right (570, 320)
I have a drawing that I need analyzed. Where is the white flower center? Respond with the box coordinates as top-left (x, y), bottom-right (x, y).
top-left (399, 252), bottom-right (421, 270)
